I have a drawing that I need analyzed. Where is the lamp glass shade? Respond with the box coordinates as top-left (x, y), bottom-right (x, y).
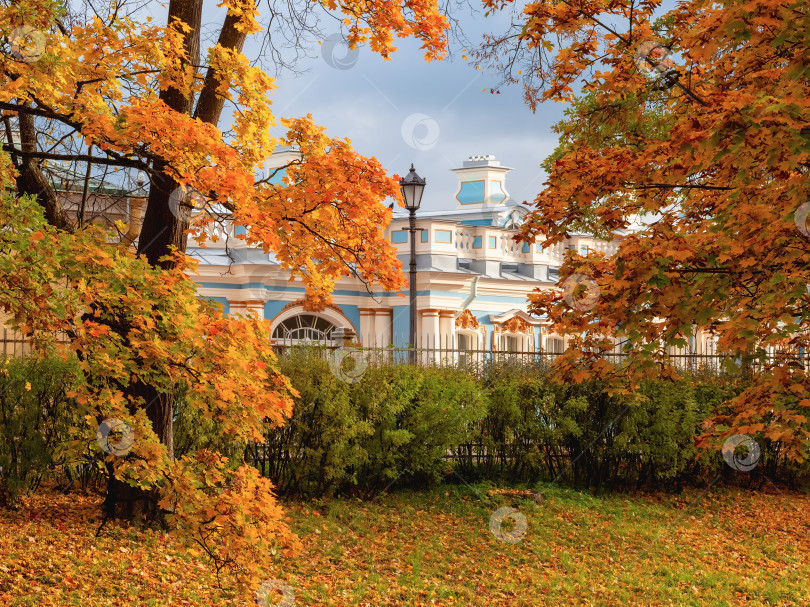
top-left (399, 165), bottom-right (426, 211)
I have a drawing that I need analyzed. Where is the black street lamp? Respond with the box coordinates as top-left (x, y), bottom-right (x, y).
top-left (399, 164), bottom-right (426, 364)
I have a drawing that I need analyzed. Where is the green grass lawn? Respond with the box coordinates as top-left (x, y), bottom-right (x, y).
top-left (278, 482), bottom-right (810, 606)
top-left (1, 482), bottom-right (808, 606)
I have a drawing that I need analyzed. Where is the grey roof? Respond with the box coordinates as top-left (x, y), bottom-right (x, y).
top-left (188, 248), bottom-right (279, 265)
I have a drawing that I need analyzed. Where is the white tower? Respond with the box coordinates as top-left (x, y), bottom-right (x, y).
top-left (451, 155), bottom-right (512, 209)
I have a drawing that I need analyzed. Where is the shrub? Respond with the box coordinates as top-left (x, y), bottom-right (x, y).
top-left (477, 366), bottom-right (709, 489)
top-left (261, 348), bottom-right (361, 495)
top-left (348, 363), bottom-right (421, 493)
top-left (609, 379), bottom-right (704, 488)
top-left (260, 351), bottom-right (488, 495)
top-left (0, 355), bottom-right (80, 506)
top-left (471, 363), bottom-right (562, 480)
top-left (250, 352), bottom-right (808, 496)
top-left (691, 374), bottom-right (808, 486)
top-left (355, 364), bottom-right (487, 491)
top-left (403, 366), bottom-right (487, 481)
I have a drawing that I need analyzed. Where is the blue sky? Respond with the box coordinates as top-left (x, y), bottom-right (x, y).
top-left (207, 4), bottom-right (569, 212)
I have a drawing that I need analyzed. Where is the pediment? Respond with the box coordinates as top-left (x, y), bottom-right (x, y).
top-left (491, 309), bottom-right (541, 326)
top-left (455, 309), bottom-right (481, 329)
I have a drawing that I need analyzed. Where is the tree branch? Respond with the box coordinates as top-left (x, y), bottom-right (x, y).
top-left (632, 183), bottom-right (734, 191)
top-left (2, 144), bottom-right (148, 169)
top-left (193, 2), bottom-right (254, 125)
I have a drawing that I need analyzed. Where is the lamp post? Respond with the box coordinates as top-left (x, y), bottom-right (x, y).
top-left (399, 164), bottom-right (426, 364)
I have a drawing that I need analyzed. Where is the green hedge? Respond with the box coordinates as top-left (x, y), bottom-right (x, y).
top-left (254, 350), bottom-right (486, 496)
top-left (6, 350), bottom-right (803, 504)
top-left (252, 352), bottom-right (807, 496)
top-left (468, 365), bottom-right (708, 489)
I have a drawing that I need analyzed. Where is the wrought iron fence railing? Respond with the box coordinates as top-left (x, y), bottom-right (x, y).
top-left (1, 327), bottom-right (33, 357)
top-left (3, 328), bottom-right (804, 374)
top-left (271, 340), bottom-right (809, 374)
top-left (0, 327), bottom-right (71, 357)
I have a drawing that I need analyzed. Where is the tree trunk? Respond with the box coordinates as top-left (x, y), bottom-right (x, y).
top-left (106, 0), bottom-right (256, 522)
top-left (14, 107), bottom-right (73, 231)
top-left (106, 0), bottom-right (203, 520)
top-left (137, 0), bottom-right (203, 270)
top-left (193, 10), bottom-right (250, 124)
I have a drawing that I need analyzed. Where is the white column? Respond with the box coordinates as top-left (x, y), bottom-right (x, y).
top-left (125, 197), bottom-right (147, 245)
top-left (359, 308), bottom-right (376, 347)
top-left (439, 311), bottom-right (455, 352)
top-left (429, 311), bottom-right (440, 363)
top-left (421, 309), bottom-right (440, 363)
top-left (374, 309), bottom-right (393, 348)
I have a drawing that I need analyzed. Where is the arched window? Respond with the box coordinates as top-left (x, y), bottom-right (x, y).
top-left (271, 314), bottom-right (337, 344)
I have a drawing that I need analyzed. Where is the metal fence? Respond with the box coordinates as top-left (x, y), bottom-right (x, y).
top-left (3, 327), bottom-right (804, 374)
top-left (0, 327), bottom-right (70, 357)
top-left (1, 327), bottom-right (34, 357)
top-left (271, 340), bottom-right (809, 374)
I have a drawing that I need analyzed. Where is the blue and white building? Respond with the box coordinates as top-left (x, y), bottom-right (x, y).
top-left (188, 154), bottom-right (620, 353)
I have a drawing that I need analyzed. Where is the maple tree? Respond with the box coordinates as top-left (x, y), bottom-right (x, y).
top-left (475, 0), bottom-right (810, 461)
top-left (0, 0), bottom-right (448, 581)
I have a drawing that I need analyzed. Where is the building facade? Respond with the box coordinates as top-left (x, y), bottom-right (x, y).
top-left (189, 154), bottom-right (622, 353)
top-left (1, 153), bottom-right (727, 361)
